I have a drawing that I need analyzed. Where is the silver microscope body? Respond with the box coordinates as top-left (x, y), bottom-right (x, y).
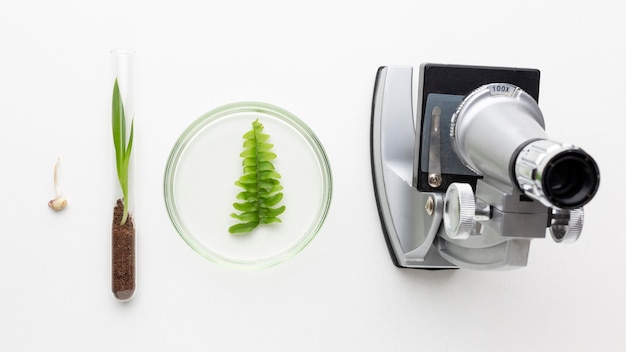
top-left (371, 64), bottom-right (600, 270)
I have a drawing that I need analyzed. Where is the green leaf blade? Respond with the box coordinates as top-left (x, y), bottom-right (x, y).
top-left (112, 79), bottom-right (126, 176)
top-left (233, 202), bottom-right (258, 212)
top-left (259, 170), bottom-right (281, 180)
top-left (260, 193), bottom-right (283, 207)
top-left (228, 221), bottom-right (260, 234)
top-left (259, 205), bottom-right (286, 218)
top-left (260, 217), bottom-right (282, 225)
top-left (230, 211), bottom-right (259, 221)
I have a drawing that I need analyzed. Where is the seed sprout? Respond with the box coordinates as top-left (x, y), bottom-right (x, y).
top-left (112, 78), bottom-right (134, 225)
top-left (48, 157), bottom-right (67, 211)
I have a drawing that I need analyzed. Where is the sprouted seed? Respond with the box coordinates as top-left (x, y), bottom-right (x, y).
top-left (48, 157), bottom-right (67, 211)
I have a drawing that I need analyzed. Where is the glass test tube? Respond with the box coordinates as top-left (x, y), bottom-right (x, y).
top-left (110, 49), bottom-right (136, 301)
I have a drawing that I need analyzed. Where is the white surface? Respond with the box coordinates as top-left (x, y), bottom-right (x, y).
top-left (1, 0), bottom-right (624, 351)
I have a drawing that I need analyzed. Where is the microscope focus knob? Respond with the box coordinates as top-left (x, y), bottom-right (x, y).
top-left (443, 183), bottom-right (476, 240)
top-left (550, 208), bottom-right (584, 243)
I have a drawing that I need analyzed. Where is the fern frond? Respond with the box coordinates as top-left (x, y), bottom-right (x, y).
top-left (229, 119), bottom-right (285, 234)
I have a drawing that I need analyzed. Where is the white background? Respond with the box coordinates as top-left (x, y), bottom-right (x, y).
top-left (1, 0), bottom-right (625, 351)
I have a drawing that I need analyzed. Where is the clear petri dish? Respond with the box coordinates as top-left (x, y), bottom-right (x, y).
top-left (164, 102), bottom-right (332, 269)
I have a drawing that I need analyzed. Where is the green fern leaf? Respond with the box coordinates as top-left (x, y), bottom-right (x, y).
top-left (229, 119), bottom-right (285, 234)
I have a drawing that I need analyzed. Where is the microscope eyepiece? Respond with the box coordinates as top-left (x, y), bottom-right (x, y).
top-left (516, 140), bottom-right (600, 209)
top-left (451, 83), bottom-right (600, 210)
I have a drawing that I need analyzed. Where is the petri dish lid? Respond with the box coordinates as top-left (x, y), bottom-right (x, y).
top-left (164, 102), bottom-right (332, 269)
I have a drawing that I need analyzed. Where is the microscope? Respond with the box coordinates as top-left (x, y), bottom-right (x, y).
top-left (371, 64), bottom-right (600, 269)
